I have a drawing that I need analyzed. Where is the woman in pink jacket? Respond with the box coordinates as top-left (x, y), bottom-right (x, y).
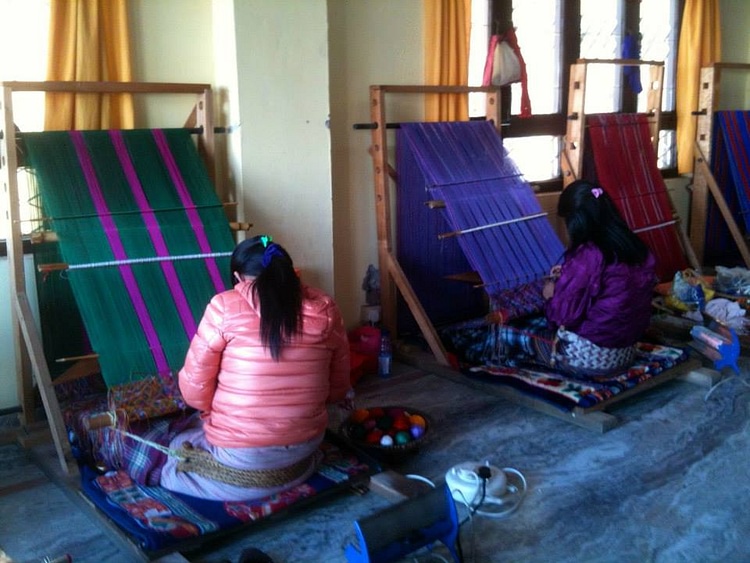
top-left (160, 235), bottom-right (352, 500)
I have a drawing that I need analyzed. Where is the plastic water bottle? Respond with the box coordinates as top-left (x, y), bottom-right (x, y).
top-left (378, 329), bottom-right (393, 378)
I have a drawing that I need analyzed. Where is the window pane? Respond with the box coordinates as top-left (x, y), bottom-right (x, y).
top-left (580, 0), bottom-right (623, 114)
top-left (511, 0), bottom-right (562, 115)
top-left (468, 0), bottom-right (490, 117)
top-left (640, 0), bottom-right (679, 168)
top-left (504, 136), bottom-right (561, 182)
top-left (657, 130), bottom-right (676, 169)
top-left (639, 0), bottom-right (679, 112)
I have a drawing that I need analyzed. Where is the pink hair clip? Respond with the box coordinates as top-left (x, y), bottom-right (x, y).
top-left (591, 187), bottom-right (603, 198)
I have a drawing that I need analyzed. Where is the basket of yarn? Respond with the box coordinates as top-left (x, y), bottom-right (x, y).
top-left (339, 405), bottom-right (430, 462)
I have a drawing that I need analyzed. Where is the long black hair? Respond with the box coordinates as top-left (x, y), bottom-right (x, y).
top-left (230, 235), bottom-right (303, 360)
top-left (558, 179), bottom-right (649, 265)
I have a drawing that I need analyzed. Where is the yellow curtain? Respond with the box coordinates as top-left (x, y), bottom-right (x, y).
top-left (45, 0), bottom-right (134, 130)
top-left (675, 0), bottom-right (721, 174)
top-left (424, 0), bottom-right (471, 121)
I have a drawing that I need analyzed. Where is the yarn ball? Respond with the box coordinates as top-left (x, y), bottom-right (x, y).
top-left (344, 406), bottom-right (428, 450)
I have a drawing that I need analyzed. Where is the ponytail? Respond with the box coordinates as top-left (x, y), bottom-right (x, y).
top-left (230, 236), bottom-right (303, 360)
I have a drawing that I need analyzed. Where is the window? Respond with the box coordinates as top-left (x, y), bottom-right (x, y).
top-left (485, 0), bottom-right (682, 184)
top-left (0, 0), bottom-right (50, 242)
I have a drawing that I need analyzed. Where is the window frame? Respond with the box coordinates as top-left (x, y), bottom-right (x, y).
top-left (490, 0), bottom-right (684, 190)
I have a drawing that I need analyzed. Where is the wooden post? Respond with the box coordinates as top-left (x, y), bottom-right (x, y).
top-left (647, 62), bottom-right (664, 152)
top-left (562, 62), bottom-right (586, 186)
top-left (15, 294), bottom-right (76, 474)
top-left (369, 86), bottom-right (397, 338)
top-left (195, 88), bottom-right (217, 191)
top-left (689, 66), bottom-right (717, 264)
top-left (1, 85), bottom-right (36, 426)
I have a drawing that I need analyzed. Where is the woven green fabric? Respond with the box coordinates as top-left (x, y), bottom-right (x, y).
top-left (24, 129), bottom-right (235, 387)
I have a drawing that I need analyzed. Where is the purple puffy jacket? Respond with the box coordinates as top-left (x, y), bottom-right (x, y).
top-left (545, 242), bottom-right (657, 348)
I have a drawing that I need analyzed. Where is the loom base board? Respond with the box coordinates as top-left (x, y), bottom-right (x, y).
top-left (71, 431), bottom-right (381, 560)
top-left (397, 345), bottom-right (705, 433)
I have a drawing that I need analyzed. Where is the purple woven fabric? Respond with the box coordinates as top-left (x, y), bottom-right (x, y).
top-left (396, 121), bottom-right (564, 324)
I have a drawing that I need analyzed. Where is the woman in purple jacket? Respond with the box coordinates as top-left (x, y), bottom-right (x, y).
top-left (486, 180), bottom-right (657, 378)
top-left (540, 179), bottom-right (657, 376)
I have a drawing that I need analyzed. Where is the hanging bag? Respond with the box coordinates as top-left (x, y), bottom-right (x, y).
top-left (482, 28), bottom-right (532, 118)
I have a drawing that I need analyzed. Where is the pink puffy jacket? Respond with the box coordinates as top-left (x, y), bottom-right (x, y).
top-left (178, 280), bottom-right (351, 448)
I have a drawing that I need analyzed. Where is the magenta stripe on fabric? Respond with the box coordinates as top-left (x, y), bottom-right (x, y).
top-left (151, 129), bottom-right (225, 293)
top-left (70, 131), bottom-right (170, 374)
top-left (109, 131), bottom-right (197, 338)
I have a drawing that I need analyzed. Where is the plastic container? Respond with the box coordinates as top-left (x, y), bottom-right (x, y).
top-left (348, 325), bottom-right (381, 375)
top-left (378, 329), bottom-right (393, 378)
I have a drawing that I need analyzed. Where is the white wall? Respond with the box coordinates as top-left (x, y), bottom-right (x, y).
top-left (129, 0), bottom-right (216, 126)
top-left (130, 0), bottom-right (242, 219)
top-left (126, 0), bottom-right (423, 326)
top-left (0, 257), bottom-right (39, 410)
top-left (212, 0), bottom-right (242, 220)
top-left (719, 0), bottom-right (750, 109)
top-left (232, 0), bottom-right (335, 294)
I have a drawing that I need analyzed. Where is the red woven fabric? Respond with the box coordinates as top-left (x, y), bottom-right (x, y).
top-left (586, 113), bottom-right (688, 282)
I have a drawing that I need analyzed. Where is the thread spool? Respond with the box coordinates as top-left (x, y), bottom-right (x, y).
top-left (83, 409), bottom-right (126, 430)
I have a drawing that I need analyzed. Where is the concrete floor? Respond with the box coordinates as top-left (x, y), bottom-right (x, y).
top-left (1, 355), bottom-right (749, 563)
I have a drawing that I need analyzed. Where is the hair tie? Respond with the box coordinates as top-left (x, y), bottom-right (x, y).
top-left (261, 243), bottom-right (285, 268)
top-left (260, 235), bottom-right (273, 248)
top-left (591, 187), bottom-right (603, 199)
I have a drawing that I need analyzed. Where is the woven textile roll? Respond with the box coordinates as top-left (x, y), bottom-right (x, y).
top-left (396, 121), bottom-right (564, 329)
top-left (23, 129), bottom-right (235, 387)
top-left (585, 113), bottom-right (689, 282)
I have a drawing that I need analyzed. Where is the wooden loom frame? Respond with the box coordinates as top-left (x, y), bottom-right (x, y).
top-left (366, 81), bottom-right (708, 432)
top-left (688, 62), bottom-right (750, 268)
top-left (560, 58), bottom-right (701, 272)
top-left (368, 84), bottom-right (566, 364)
top-left (0, 81), bottom-right (227, 476)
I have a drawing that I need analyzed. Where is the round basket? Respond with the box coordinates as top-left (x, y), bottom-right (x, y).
top-left (339, 405), bottom-right (431, 461)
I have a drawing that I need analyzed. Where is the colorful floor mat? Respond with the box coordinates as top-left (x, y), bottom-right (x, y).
top-left (463, 342), bottom-right (689, 411)
top-left (57, 379), bottom-right (380, 554)
top-left (79, 433), bottom-right (379, 553)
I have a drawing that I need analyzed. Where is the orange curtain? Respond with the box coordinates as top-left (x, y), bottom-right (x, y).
top-left (424, 0), bottom-right (471, 121)
top-left (675, 0), bottom-right (721, 174)
top-left (45, 0), bottom-right (134, 130)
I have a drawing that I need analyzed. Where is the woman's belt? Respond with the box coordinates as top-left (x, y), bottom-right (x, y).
top-left (175, 442), bottom-right (314, 488)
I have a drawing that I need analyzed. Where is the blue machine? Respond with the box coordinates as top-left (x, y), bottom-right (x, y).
top-left (344, 483), bottom-right (462, 563)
